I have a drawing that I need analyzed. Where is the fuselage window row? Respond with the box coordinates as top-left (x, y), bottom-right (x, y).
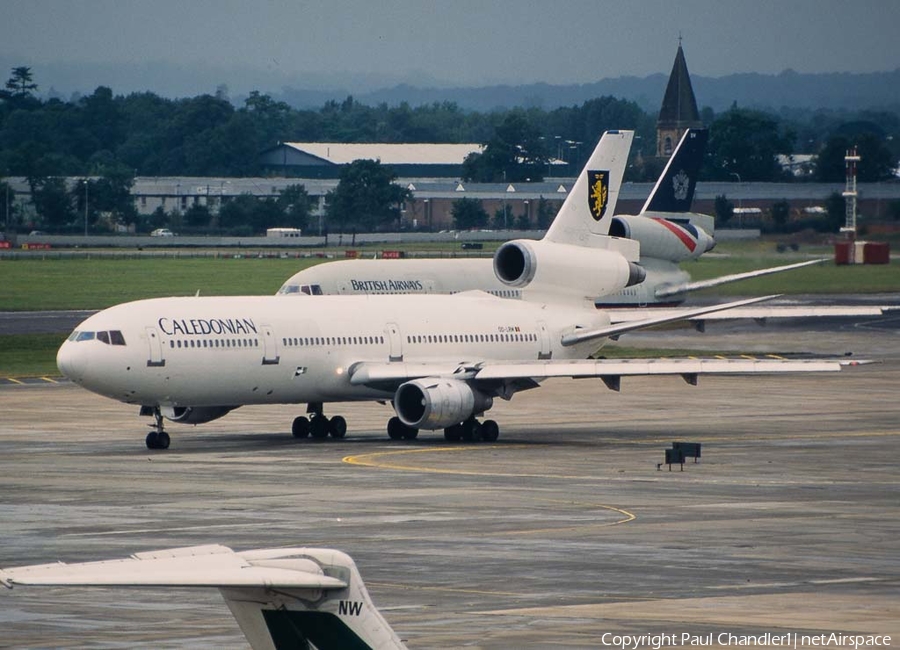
top-left (168, 338), bottom-right (260, 349)
top-left (403, 332), bottom-right (536, 344)
top-left (280, 335), bottom-right (386, 347)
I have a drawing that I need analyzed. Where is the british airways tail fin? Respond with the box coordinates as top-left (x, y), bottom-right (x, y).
top-left (2, 544), bottom-right (406, 650)
top-left (641, 128), bottom-right (707, 214)
top-left (544, 130), bottom-right (633, 246)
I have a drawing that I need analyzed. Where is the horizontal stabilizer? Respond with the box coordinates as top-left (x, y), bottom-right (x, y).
top-left (2, 544), bottom-right (347, 589)
top-left (3, 544), bottom-right (408, 650)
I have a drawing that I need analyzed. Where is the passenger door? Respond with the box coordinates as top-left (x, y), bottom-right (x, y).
top-left (145, 327), bottom-right (165, 367)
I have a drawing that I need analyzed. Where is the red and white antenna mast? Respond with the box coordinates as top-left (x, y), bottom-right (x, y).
top-left (840, 146), bottom-right (860, 238)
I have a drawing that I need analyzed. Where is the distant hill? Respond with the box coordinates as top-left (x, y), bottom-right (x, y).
top-left (8, 54), bottom-right (899, 114)
top-left (274, 69), bottom-right (900, 113)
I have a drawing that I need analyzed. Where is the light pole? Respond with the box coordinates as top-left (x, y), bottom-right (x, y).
top-left (83, 179), bottom-right (89, 236)
top-left (730, 172), bottom-right (742, 229)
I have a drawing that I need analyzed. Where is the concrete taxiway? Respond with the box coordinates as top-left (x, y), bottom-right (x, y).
top-left (1, 324), bottom-right (899, 648)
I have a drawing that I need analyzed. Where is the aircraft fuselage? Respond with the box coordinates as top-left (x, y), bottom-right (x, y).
top-left (58, 293), bottom-right (606, 409)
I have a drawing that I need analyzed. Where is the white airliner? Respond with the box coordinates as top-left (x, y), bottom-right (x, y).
top-left (2, 544), bottom-right (407, 650)
top-left (277, 129), bottom-right (712, 305)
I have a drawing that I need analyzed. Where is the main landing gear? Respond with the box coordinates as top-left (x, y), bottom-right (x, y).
top-left (387, 416), bottom-right (418, 440)
top-left (292, 402), bottom-right (347, 439)
top-left (288, 405), bottom-right (500, 443)
top-left (443, 416), bottom-right (499, 443)
top-left (145, 407), bottom-right (171, 450)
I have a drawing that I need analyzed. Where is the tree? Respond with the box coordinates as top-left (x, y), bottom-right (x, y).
top-left (708, 108), bottom-right (794, 181)
top-left (139, 206), bottom-right (170, 233)
top-left (535, 197), bottom-right (556, 230)
top-left (450, 197), bottom-right (488, 230)
top-left (770, 199), bottom-right (791, 231)
top-left (714, 194), bottom-right (734, 226)
top-left (815, 132), bottom-right (897, 183)
top-left (28, 177), bottom-right (75, 231)
top-left (3, 66), bottom-right (38, 100)
top-left (0, 179), bottom-right (19, 231)
top-left (824, 191), bottom-right (846, 233)
top-left (463, 112), bottom-right (548, 182)
top-left (90, 169), bottom-right (136, 221)
top-left (183, 203), bottom-right (212, 229)
top-left (325, 159), bottom-right (411, 232)
top-left (492, 204), bottom-right (513, 230)
top-left (277, 184), bottom-right (311, 231)
top-left (887, 199), bottom-right (900, 222)
top-left (218, 194), bottom-right (259, 232)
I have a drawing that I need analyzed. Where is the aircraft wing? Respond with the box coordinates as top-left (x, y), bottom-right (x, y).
top-left (470, 356), bottom-right (860, 383)
top-left (653, 259), bottom-right (824, 299)
top-left (1, 544), bottom-right (348, 589)
top-left (350, 356), bottom-right (861, 392)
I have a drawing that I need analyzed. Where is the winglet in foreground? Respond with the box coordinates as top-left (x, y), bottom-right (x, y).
top-left (2, 544), bottom-right (406, 650)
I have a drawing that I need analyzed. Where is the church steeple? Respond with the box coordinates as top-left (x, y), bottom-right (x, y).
top-left (657, 42), bottom-right (702, 158)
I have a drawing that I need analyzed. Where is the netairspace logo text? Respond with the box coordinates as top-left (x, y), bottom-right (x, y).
top-left (599, 632), bottom-right (892, 650)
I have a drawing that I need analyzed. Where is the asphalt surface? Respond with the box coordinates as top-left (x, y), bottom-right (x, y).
top-left (1, 318), bottom-right (898, 648)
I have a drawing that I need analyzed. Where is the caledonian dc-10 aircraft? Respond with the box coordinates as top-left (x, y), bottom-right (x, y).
top-left (56, 130), bottom-right (865, 450)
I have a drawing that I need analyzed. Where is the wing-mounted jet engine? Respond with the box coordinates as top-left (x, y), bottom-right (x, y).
top-left (492, 238), bottom-right (646, 301)
top-left (393, 377), bottom-right (496, 440)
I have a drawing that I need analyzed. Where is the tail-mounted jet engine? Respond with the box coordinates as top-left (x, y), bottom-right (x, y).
top-left (609, 215), bottom-right (715, 262)
top-left (393, 378), bottom-right (493, 429)
top-left (493, 239), bottom-right (645, 298)
top-left (159, 405), bottom-right (237, 425)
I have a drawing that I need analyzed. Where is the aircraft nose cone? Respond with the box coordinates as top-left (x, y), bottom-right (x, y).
top-left (57, 340), bottom-right (83, 382)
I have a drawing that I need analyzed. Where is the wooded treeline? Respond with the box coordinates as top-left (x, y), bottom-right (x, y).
top-left (2, 67), bottom-right (898, 185)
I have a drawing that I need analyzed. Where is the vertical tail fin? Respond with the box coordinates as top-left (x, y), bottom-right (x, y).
top-left (640, 128), bottom-right (708, 214)
top-left (222, 548), bottom-right (406, 650)
top-left (2, 545), bottom-right (406, 650)
top-left (544, 130), bottom-right (634, 246)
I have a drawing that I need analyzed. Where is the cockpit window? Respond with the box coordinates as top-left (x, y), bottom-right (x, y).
top-left (70, 330), bottom-right (126, 345)
top-left (277, 283), bottom-right (322, 296)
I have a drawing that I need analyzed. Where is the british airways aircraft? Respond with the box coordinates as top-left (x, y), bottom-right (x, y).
top-left (277, 130), bottom-right (724, 306)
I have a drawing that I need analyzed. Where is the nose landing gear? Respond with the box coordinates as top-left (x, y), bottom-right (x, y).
top-left (145, 407), bottom-right (171, 450)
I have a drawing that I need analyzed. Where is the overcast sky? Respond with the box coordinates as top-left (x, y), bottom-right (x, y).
top-left (2, 0), bottom-right (898, 96)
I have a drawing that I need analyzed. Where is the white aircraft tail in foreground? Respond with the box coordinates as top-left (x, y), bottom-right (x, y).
top-left (2, 544), bottom-right (406, 650)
